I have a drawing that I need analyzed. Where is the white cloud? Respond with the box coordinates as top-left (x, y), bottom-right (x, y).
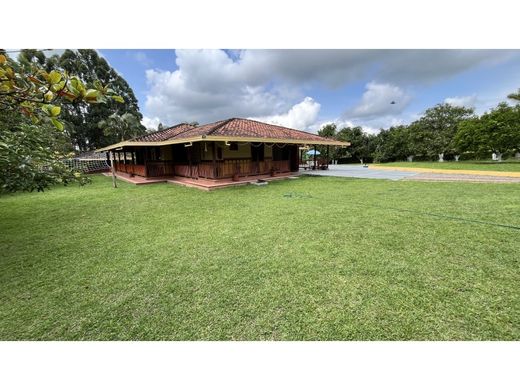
top-left (141, 116), bottom-right (162, 130)
top-left (444, 94), bottom-right (477, 107)
top-left (251, 97), bottom-right (321, 130)
top-left (142, 49), bottom-right (520, 129)
top-left (346, 82), bottom-right (412, 120)
top-left (144, 49), bottom-right (297, 125)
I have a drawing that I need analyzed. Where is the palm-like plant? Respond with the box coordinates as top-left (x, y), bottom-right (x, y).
top-left (98, 113), bottom-right (145, 142)
top-left (507, 89), bottom-right (520, 102)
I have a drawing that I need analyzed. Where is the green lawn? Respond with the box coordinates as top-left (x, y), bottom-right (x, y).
top-left (1, 175), bottom-right (519, 340)
top-left (373, 160), bottom-right (520, 172)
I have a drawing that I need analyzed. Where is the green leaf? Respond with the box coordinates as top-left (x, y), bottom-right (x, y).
top-left (49, 70), bottom-right (62, 85)
top-left (112, 95), bottom-right (124, 103)
top-left (85, 89), bottom-right (100, 100)
top-left (51, 118), bottom-right (64, 131)
top-left (44, 91), bottom-right (54, 102)
top-left (50, 105), bottom-right (61, 117)
top-left (41, 104), bottom-right (52, 116)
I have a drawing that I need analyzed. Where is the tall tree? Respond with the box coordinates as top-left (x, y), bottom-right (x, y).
top-left (0, 51), bottom-right (123, 130)
top-left (318, 123), bottom-right (337, 138)
top-left (373, 125), bottom-right (420, 162)
top-left (336, 126), bottom-right (376, 163)
top-left (0, 50), bottom-right (123, 192)
top-left (410, 103), bottom-right (474, 161)
top-left (98, 113), bottom-right (144, 142)
top-left (454, 102), bottom-right (520, 160)
top-left (507, 89), bottom-right (520, 102)
top-left (53, 49), bottom-right (145, 150)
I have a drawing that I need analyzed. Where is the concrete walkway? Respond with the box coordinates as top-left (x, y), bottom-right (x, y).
top-left (301, 164), bottom-right (419, 180)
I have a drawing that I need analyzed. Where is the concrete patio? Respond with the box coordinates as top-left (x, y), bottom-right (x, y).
top-left (301, 164), bottom-right (419, 180)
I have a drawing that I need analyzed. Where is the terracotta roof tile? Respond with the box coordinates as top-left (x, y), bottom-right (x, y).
top-left (131, 123), bottom-right (196, 142)
top-left (119, 118), bottom-right (340, 145)
top-left (163, 118), bottom-right (331, 142)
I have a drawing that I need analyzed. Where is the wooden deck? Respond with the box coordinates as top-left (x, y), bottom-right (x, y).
top-left (168, 173), bottom-right (297, 191)
top-left (102, 172), bottom-right (172, 185)
top-left (103, 171), bottom-right (298, 190)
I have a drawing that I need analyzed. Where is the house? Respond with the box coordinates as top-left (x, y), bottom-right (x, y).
top-left (97, 118), bottom-right (349, 187)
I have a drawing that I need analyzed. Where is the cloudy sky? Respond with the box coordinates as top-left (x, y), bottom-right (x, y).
top-left (98, 49), bottom-right (520, 134)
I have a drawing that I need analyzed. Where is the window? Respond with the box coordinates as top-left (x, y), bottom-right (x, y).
top-left (229, 142), bottom-right (238, 151)
top-left (217, 147), bottom-right (223, 160)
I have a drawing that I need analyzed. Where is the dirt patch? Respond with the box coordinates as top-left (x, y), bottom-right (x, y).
top-left (404, 173), bottom-right (520, 183)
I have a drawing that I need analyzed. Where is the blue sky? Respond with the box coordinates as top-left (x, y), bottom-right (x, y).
top-left (99, 49), bottom-right (520, 133)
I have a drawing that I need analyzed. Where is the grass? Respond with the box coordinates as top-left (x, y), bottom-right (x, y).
top-left (373, 160), bottom-right (520, 172)
top-left (1, 175), bottom-right (519, 340)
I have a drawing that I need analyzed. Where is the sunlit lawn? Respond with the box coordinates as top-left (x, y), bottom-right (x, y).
top-left (1, 175), bottom-right (519, 340)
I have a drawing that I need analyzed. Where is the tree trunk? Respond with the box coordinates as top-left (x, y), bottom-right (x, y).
top-left (454, 155), bottom-right (460, 162)
top-left (438, 153), bottom-right (444, 162)
top-left (407, 155), bottom-right (414, 162)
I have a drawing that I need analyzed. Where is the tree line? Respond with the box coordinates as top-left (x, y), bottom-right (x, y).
top-left (318, 98), bottom-right (520, 163)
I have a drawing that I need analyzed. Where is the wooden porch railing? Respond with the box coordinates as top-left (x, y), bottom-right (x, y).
top-left (115, 159), bottom-right (291, 179)
top-left (146, 161), bottom-right (175, 177)
top-left (114, 162), bottom-right (146, 176)
top-left (176, 158), bottom-right (291, 179)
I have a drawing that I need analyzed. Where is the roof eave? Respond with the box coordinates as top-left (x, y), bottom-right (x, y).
top-left (96, 136), bottom-right (349, 152)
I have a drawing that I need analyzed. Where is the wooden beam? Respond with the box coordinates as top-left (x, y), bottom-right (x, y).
top-left (109, 151), bottom-right (117, 188)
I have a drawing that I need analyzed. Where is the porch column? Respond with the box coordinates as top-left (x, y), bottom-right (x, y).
top-left (326, 145), bottom-right (330, 169)
top-left (188, 145), bottom-right (192, 178)
top-left (212, 142), bottom-right (217, 179)
top-left (109, 151), bottom-right (117, 188)
top-left (144, 147), bottom-right (148, 177)
top-left (313, 144), bottom-right (317, 169)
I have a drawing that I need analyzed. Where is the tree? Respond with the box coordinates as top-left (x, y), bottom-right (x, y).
top-left (318, 123), bottom-right (337, 138)
top-left (373, 125), bottom-right (419, 162)
top-left (454, 102), bottom-right (520, 160)
top-left (52, 49), bottom-right (145, 150)
top-left (0, 50), bottom-right (126, 192)
top-left (0, 110), bottom-right (87, 193)
top-left (507, 89), bottom-right (520, 102)
top-left (98, 113), bottom-right (145, 142)
top-left (0, 51), bottom-right (123, 131)
top-left (410, 103), bottom-right (474, 161)
top-left (336, 126), bottom-right (376, 164)
top-left (316, 123), bottom-right (343, 162)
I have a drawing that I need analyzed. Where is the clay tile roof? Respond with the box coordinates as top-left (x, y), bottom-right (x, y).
top-left (131, 123), bottom-right (196, 142)
top-left (99, 118), bottom-right (346, 152)
top-left (165, 118), bottom-right (331, 142)
top-left (209, 118), bottom-right (329, 142)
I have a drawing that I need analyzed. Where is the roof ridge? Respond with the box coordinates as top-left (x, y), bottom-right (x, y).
top-left (129, 122), bottom-right (192, 142)
top-left (234, 117), bottom-right (324, 138)
top-left (165, 123), bottom-right (198, 140)
top-left (205, 118), bottom-right (235, 135)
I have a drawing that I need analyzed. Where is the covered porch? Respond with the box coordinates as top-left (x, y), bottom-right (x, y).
top-left (109, 141), bottom-right (304, 180)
